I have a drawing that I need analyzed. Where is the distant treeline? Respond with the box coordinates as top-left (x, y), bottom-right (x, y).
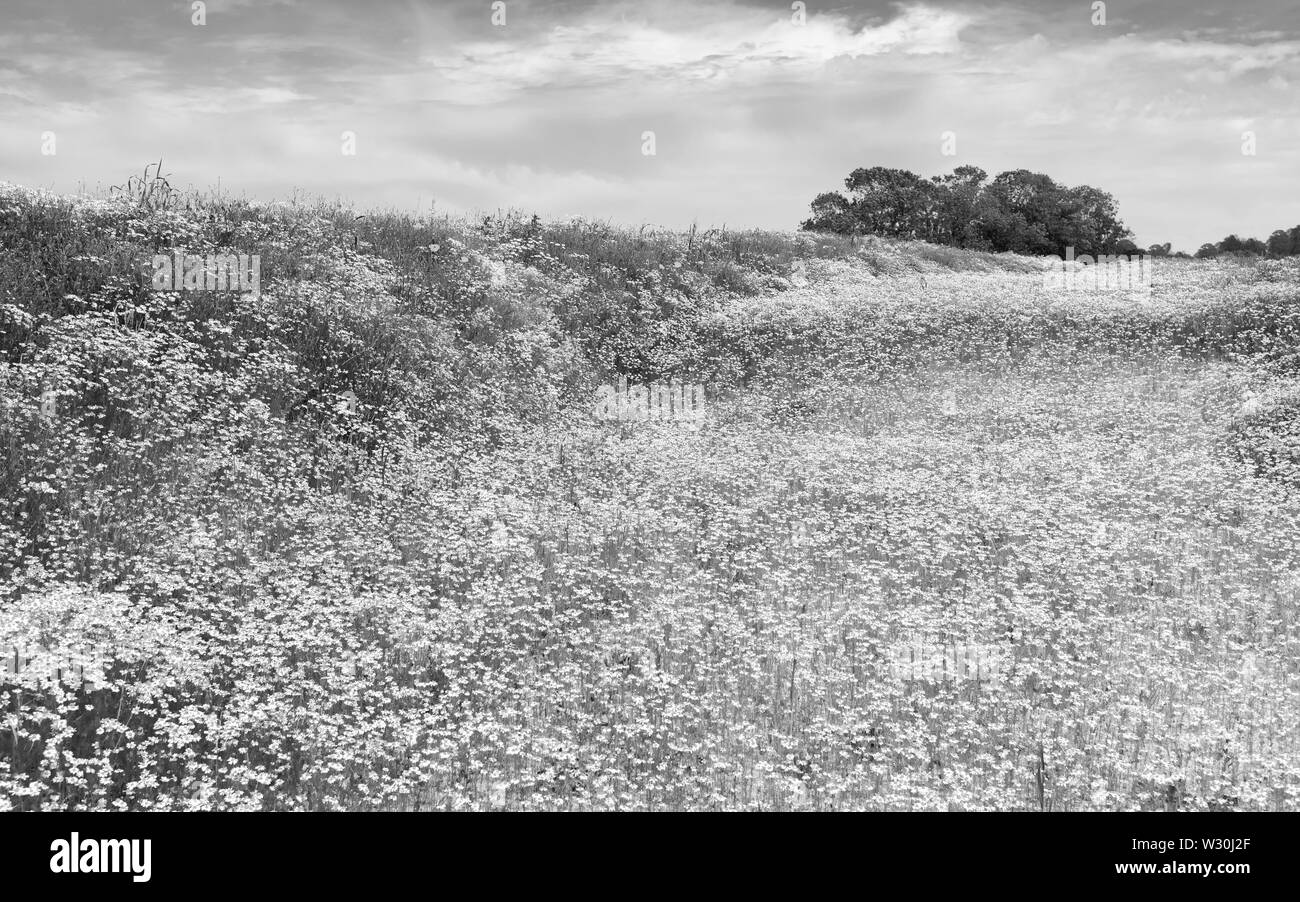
top-left (1191, 228), bottom-right (1300, 259)
top-left (801, 164), bottom-right (1298, 261)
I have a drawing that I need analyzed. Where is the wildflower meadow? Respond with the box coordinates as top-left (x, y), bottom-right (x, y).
top-left (1, 181), bottom-right (1297, 811)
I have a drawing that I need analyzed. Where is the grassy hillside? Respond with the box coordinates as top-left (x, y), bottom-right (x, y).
top-left (2, 181), bottom-right (1298, 810)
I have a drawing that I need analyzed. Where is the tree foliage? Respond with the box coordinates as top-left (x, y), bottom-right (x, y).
top-left (802, 164), bottom-right (1133, 256)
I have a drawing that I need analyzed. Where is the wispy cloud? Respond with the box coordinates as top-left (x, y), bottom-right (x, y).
top-left (422, 3), bottom-right (972, 101)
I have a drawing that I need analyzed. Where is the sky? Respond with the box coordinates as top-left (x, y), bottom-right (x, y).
top-left (1, 0), bottom-right (1297, 252)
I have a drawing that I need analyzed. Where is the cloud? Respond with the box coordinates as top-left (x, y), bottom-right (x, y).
top-left (420, 3), bottom-right (973, 101)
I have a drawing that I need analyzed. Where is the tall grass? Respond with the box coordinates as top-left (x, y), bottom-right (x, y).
top-left (0, 179), bottom-right (1297, 810)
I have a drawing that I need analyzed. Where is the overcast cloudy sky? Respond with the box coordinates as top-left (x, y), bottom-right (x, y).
top-left (1, 0), bottom-right (1296, 252)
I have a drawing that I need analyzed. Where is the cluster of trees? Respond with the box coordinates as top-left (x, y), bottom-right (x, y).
top-left (803, 164), bottom-right (1300, 263)
top-left (801, 165), bottom-right (1140, 257)
top-left (1193, 227), bottom-right (1300, 259)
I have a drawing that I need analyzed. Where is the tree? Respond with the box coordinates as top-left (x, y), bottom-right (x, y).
top-left (842, 167), bottom-right (939, 239)
top-left (801, 191), bottom-right (858, 234)
top-left (1059, 185), bottom-right (1131, 256)
top-left (979, 170), bottom-right (1064, 254)
top-left (932, 165), bottom-right (987, 248)
top-left (1267, 229), bottom-right (1295, 257)
top-left (987, 171), bottom-right (1057, 244)
top-left (1218, 235), bottom-right (1246, 254)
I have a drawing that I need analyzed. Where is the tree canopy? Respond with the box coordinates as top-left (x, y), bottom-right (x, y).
top-left (802, 164), bottom-right (1132, 256)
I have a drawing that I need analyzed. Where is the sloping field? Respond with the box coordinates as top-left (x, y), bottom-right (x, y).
top-left (419, 263), bottom-right (1300, 810)
top-left (1, 187), bottom-right (1297, 809)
